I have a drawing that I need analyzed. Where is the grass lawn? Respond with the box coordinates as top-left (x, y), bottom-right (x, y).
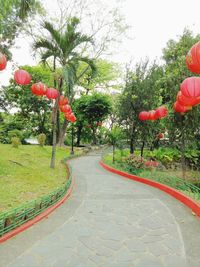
top-left (0, 144), bottom-right (83, 212)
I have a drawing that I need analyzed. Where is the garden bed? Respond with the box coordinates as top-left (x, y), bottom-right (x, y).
top-left (102, 150), bottom-right (200, 204)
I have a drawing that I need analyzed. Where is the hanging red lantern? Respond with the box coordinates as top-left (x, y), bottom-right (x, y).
top-left (65, 112), bottom-right (76, 122)
top-left (173, 101), bottom-right (192, 113)
top-left (186, 41), bottom-right (200, 74)
top-left (155, 106), bottom-right (168, 119)
top-left (180, 77), bottom-right (200, 98)
top-left (60, 104), bottom-right (72, 113)
top-left (148, 110), bottom-right (157, 120)
top-left (46, 88), bottom-right (59, 99)
top-left (31, 82), bottom-right (47, 96)
top-left (0, 53), bottom-right (7, 71)
top-left (138, 111), bottom-right (149, 121)
top-left (176, 91), bottom-right (198, 106)
top-left (59, 95), bottom-right (69, 106)
top-left (14, 69), bottom-right (31, 85)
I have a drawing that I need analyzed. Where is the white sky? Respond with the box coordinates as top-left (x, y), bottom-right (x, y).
top-left (1, 0), bottom-right (200, 85)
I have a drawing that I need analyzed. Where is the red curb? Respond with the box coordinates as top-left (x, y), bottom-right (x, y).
top-left (0, 176), bottom-right (74, 244)
top-left (100, 161), bottom-right (200, 217)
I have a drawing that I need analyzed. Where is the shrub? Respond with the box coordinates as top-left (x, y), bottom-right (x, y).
top-left (11, 137), bottom-right (21, 148)
top-left (123, 154), bottom-right (144, 174)
top-left (37, 133), bottom-right (46, 147)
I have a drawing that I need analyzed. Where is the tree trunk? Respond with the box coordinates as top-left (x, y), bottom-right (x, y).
top-left (181, 117), bottom-right (186, 179)
top-left (140, 141), bottom-right (145, 158)
top-left (71, 124), bottom-right (74, 155)
top-left (50, 100), bottom-right (58, 169)
top-left (92, 127), bottom-right (97, 145)
top-left (58, 118), bottom-right (68, 146)
top-left (76, 125), bottom-right (83, 146)
top-left (130, 123), bottom-right (135, 154)
top-left (130, 138), bottom-right (135, 154)
top-left (112, 144), bottom-right (115, 163)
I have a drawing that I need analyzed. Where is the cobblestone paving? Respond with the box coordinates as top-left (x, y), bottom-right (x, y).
top-left (0, 152), bottom-right (200, 267)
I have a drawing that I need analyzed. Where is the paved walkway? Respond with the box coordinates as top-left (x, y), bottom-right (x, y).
top-left (0, 152), bottom-right (200, 267)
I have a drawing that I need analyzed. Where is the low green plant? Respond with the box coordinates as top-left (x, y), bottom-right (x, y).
top-left (11, 137), bottom-right (21, 148)
top-left (37, 133), bottom-right (46, 147)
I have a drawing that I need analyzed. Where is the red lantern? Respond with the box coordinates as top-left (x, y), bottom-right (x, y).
top-left (31, 82), bottom-right (47, 96)
top-left (14, 70), bottom-right (31, 85)
top-left (60, 105), bottom-right (72, 113)
top-left (148, 110), bottom-right (157, 120)
top-left (155, 106), bottom-right (168, 119)
top-left (65, 113), bottom-right (76, 122)
top-left (46, 88), bottom-right (59, 99)
top-left (59, 95), bottom-right (69, 106)
top-left (176, 91), bottom-right (198, 106)
top-left (138, 111), bottom-right (149, 121)
top-left (173, 101), bottom-right (192, 113)
top-left (0, 53), bottom-right (7, 71)
top-left (186, 41), bottom-right (200, 74)
top-left (180, 77), bottom-right (200, 98)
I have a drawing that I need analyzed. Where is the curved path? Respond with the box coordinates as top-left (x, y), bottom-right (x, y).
top-left (0, 152), bottom-right (200, 267)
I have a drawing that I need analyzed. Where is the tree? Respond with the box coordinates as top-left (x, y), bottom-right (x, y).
top-left (118, 60), bottom-right (164, 154)
top-left (0, 0), bottom-right (42, 58)
top-left (107, 126), bottom-right (124, 163)
top-left (74, 93), bottom-right (112, 145)
top-left (0, 65), bottom-right (53, 142)
top-left (34, 17), bottom-right (96, 160)
top-left (160, 29), bottom-right (200, 177)
top-left (77, 59), bottom-right (121, 94)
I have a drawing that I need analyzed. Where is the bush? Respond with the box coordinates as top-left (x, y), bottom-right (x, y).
top-left (145, 147), bottom-right (200, 170)
top-left (123, 154), bottom-right (144, 174)
top-left (11, 137), bottom-right (21, 148)
top-left (8, 129), bottom-right (22, 140)
top-left (37, 133), bottom-right (46, 147)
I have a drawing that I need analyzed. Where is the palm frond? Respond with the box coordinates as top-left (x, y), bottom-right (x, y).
top-left (43, 21), bottom-right (62, 47)
top-left (33, 39), bottom-right (56, 51)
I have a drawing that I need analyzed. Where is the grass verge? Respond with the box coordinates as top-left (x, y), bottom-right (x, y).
top-left (0, 144), bottom-right (84, 212)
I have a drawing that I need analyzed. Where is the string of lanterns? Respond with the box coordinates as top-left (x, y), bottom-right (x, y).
top-left (138, 106), bottom-right (168, 121)
top-left (0, 55), bottom-right (76, 123)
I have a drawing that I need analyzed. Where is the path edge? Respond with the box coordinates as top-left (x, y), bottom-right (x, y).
top-left (100, 160), bottom-right (200, 217)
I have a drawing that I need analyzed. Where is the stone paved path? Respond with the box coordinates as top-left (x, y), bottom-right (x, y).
top-left (0, 152), bottom-right (200, 267)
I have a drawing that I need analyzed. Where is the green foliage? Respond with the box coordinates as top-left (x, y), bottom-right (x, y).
top-left (124, 154), bottom-right (144, 172)
top-left (145, 147), bottom-right (200, 170)
top-left (160, 29), bottom-right (200, 147)
top-left (117, 60), bottom-right (164, 153)
top-left (107, 127), bottom-right (125, 147)
top-left (0, 113), bottom-right (30, 144)
top-left (8, 129), bottom-right (22, 140)
top-left (33, 17), bottom-right (94, 100)
top-left (37, 133), bottom-right (46, 147)
top-left (11, 137), bottom-right (21, 148)
top-left (78, 59), bottom-right (121, 93)
top-left (0, 65), bottom-right (53, 143)
top-left (74, 93), bottom-right (112, 144)
top-left (0, 0), bottom-right (43, 58)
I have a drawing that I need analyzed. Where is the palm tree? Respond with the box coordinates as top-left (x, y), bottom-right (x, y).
top-left (34, 17), bottom-right (96, 168)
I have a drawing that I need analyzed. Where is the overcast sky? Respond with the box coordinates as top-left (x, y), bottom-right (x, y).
top-left (1, 0), bottom-right (200, 85)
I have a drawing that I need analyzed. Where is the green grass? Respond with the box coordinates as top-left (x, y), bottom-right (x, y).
top-left (0, 144), bottom-right (83, 212)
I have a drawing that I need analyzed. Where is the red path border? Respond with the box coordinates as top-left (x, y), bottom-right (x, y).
top-left (0, 176), bottom-right (74, 243)
top-left (100, 161), bottom-right (200, 217)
